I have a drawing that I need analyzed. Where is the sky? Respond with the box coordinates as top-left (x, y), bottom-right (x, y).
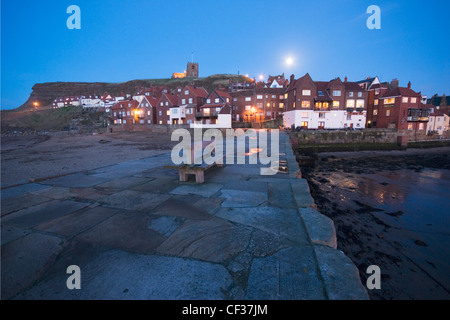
top-left (1, 0), bottom-right (449, 109)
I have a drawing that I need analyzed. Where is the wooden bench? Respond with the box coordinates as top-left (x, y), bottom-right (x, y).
top-left (164, 140), bottom-right (224, 184)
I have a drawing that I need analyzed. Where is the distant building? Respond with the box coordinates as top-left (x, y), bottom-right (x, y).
top-left (186, 62), bottom-right (199, 78)
top-left (172, 72), bottom-right (186, 79)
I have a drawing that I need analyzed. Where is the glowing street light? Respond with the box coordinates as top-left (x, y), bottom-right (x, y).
top-left (33, 101), bottom-right (39, 107)
top-left (259, 74), bottom-right (264, 81)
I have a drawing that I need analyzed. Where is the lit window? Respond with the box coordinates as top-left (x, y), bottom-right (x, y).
top-left (333, 90), bottom-right (341, 96)
top-left (267, 103), bottom-right (270, 107)
top-left (373, 109), bottom-right (378, 115)
top-left (333, 101), bottom-right (339, 108)
top-left (347, 100), bottom-right (355, 108)
top-left (160, 102), bottom-right (163, 106)
top-left (280, 95), bottom-right (284, 99)
top-left (284, 93), bottom-right (288, 99)
top-left (302, 101), bottom-right (310, 108)
top-left (272, 95), bottom-right (276, 98)
top-left (257, 95), bottom-right (263, 99)
top-left (207, 99), bottom-right (211, 103)
top-left (165, 102), bottom-right (169, 106)
top-left (166, 110), bottom-right (170, 115)
top-left (204, 108), bottom-right (211, 115)
top-left (245, 105), bottom-right (251, 111)
top-left (408, 123), bottom-right (413, 130)
top-left (402, 97), bottom-right (408, 103)
top-left (302, 90), bottom-right (311, 96)
top-left (147, 111), bottom-right (151, 116)
top-left (375, 89), bottom-right (380, 95)
top-left (384, 98), bottom-right (395, 104)
top-left (356, 100), bottom-right (364, 108)
top-left (215, 98), bottom-right (220, 103)
top-left (374, 99), bottom-right (379, 105)
top-left (279, 103), bottom-right (284, 108)
top-left (386, 109), bottom-right (391, 116)
top-left (293, 102), bottom-right (296, 109)
top-left (411, 98), bottom-right (417, 103)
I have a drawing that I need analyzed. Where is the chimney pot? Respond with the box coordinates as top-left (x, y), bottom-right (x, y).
top-left (407, 81), bottom-right (411, 89)
top-left (344, 76), bottom-right (348, 82)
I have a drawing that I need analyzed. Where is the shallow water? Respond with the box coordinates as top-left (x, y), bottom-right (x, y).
top-left (332, 168), bottom-right (450, 295)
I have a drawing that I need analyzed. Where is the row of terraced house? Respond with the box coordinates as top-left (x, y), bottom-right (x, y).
top-left (53, 73), bottom-right (449, 133)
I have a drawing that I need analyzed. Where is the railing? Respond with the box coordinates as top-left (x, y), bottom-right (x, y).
top-left (407, 116), bottom-right (429, 122)
top-left (195, 112), bottom-right (218, 118)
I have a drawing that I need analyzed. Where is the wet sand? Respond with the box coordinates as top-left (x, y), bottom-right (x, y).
top-left (1, 132), bottom-right (177, 187)
top-left (301, 147), bottom-right (450, 300)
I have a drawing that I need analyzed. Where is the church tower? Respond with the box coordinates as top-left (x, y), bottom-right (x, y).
top-left (186, 62), bottom-right (199, 78)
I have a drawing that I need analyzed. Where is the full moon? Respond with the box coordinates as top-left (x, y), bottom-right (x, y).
top-left (285, 57), bottom-right (294, 66)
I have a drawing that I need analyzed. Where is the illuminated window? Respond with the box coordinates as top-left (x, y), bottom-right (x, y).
top-left (373, 109), bottom-right (378, 115)
top-left (374, 99), bottom-right (378, 105)
top-left (356, 100), bottom-right (364, 108)
top-left (204, 108), bottom-right (210, 115)
top-left (315, 102), bottom-right (322, 109)
top-left (408, 123), bottom-right (413, 130)
top-left (207, 99), bottom-right (211, 103)
top-left (267, 103), bottom-right (270, 108)
top-left (384, 98), bottom-right (395, 104)
top-left (302, 101), bottom-right (310, 108)
top-left (386, 109), bottom-right (391, 116)
top-left (419, 123), bottom-right (425, 130)
top-left (284, 93), bottom-right (288, 99)
top-left (256, 95), bottom-right (263, 99)
top-left (301, 121), bottom-right (308, 128)
top-left (375, 89), bottom-right (380, 95)
top-left (147, 111), bottom-right (151, 116)
top-left (279, 103), bottom-right (284, 109)
top-left (411, 98), bottom-right (417, 103)
top-left (302, 90), bottom-right (311, 96)
top-left (402, 97), bottom-right (408, 103)
top-left (293, 102), bottom-right (296, 109)
top-left (245, 105), bottom-right (251, 111)
top-left (166, 110), bottom-right (170, 115)
top-left (346, 100), bottom-right (355, 108)
top-left (333, 101), bottom-right (339, 108)
top-left (280, 95), bottom-right (284, 99)
top-left (322, 102), bottom-right (329, 109)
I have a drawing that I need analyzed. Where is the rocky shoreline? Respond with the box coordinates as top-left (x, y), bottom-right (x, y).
top-left (300, 147), bottom-right (450, 300)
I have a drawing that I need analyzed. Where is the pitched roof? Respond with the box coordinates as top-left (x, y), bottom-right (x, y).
top-left (381, 87), bottom-right (421, 98)
top-left (215, 90), bottom-right (232, 100)
top-left (185, 86), bottom-right (208, 98)
top-left (162, 93), bottom-right (179, 106)
top-left (343, 81), bottom-right (365, 91)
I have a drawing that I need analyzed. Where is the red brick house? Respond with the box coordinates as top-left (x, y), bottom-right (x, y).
top-left (111, 100), bottom-right (139, 124)
top-left (196, 89), bottom-right (232, 125)
top-left (156, 93), bottom-right (178, 124)
top-left (375, 83), bottom-right (429, 130)
top-left (136, 96), bottom-right (158, 124)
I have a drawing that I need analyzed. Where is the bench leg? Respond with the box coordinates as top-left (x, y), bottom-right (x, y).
top-left (195, 171), bottom-right (204, 184)
top-left (179, 170), bottom-right (188, 182)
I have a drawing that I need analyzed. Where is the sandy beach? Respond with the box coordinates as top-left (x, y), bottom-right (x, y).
top-left (1, 132), bottom-right (177, 187)
top-left (302, 147), bottom-right (450, 300)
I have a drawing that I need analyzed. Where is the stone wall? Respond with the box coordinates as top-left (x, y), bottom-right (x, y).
top-left (108, 124), bottom-right (190, 133)
top-left (290, 129), bottom-right (398, 145)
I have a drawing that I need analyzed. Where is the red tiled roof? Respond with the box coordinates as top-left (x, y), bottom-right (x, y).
top-left (215, 90), bottom-right (232, 100)
top-left (381, 87), bottom-right (421, 98)
top-left (113, 100), bottom-right (139, 109)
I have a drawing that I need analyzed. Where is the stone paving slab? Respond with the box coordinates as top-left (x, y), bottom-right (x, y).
top-left (34, 206), bottom-right (121, 237)
top-left (219, 189), bottom-right (268, 207)
top-left (268, 181), bottom-right (297, 209)
top-left (299, 207), bottom-right (337, 249)
top-left (75, 211), bottom-right (166, 254)
top-left (15, 249), bottom-right (233, 300)
top-left (1, 232), bottom-right (66, 300)
top-left (1, 193), bottom-right (53, 216)
top-left (2, 200), bottom-right (90, 228)
top-left (99, 190), bottom-right (171, 211)
top-left (170, 183), bottom-right (223, 198)
top-left (156, 218), bottom-right (251, 263)
top-left (40, 173), bottom-right (110, 188)
top-left (1, 183), bottom-right (51, 200)
top-left (151, 195), bottom-right (216, 220)
top-left (245, 246), bottom-right (326, 300)
top-left (1, 225), bottom-right (32, 246)
top-left (216, 207), bottom-right (309, 245)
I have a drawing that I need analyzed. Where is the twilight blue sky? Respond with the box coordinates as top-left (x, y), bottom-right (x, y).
top-left (1, 0), bottom-right (449, 109)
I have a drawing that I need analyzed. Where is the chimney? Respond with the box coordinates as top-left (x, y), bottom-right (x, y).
top-left (367, 76), bottom-right (370, 79)
top-left (407, 81), bottom-right (411, 89)
top-left (391, 78), bottom-right (399, 89)
top-left (290, 74), bottom-right (295, 85)
top-left (344, 76), bottom-right (348, 82)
